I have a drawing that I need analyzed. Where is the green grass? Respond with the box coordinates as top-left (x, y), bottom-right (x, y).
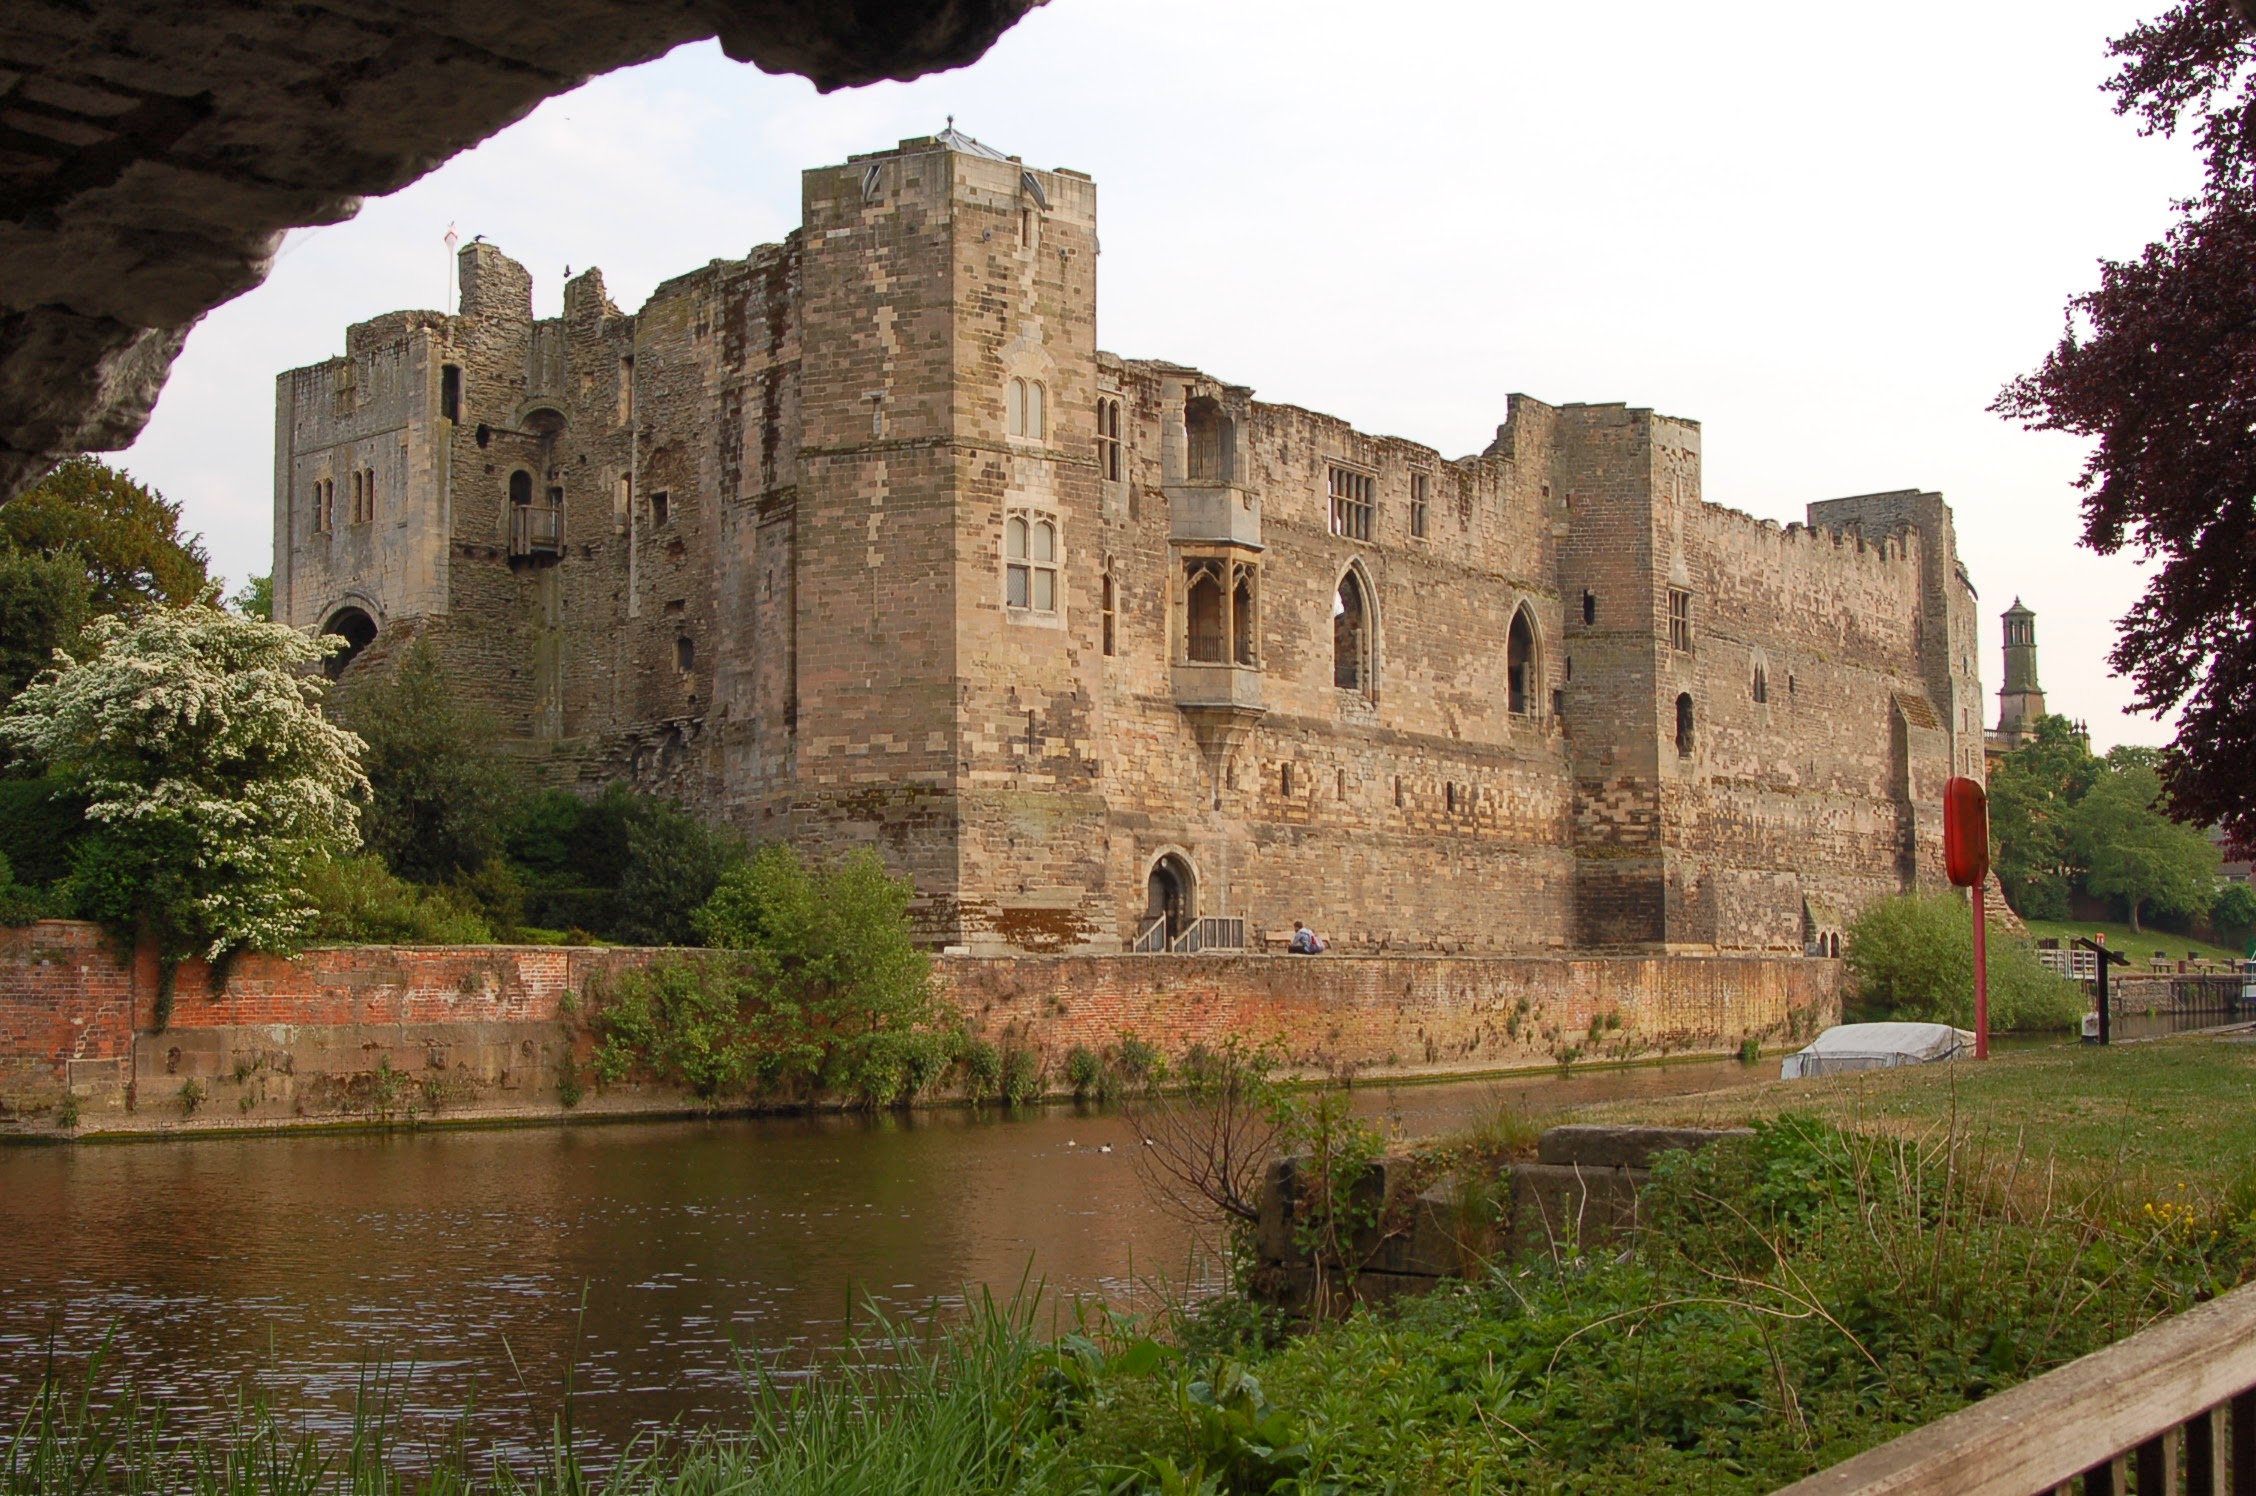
top-left (1584, 1034), bottom-right (2256, 1198)
top-left (2019, 916), bottom-right (2249, 966)
top-left (13, 1042), bottom-right (2256, 1496)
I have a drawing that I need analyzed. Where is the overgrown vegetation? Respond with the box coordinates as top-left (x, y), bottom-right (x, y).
top-left (15, 1047), bottom-right (2253, 1494)
top-left (1843, 892), bottom-right (2083, 1031)
top-left (298, 855), bottom-right (495, 946)
top-left (585, 846), bottom-right (948, 1106)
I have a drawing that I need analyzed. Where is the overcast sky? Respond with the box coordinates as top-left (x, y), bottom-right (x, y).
top-left (120, 0), bottom-right (2196, 750)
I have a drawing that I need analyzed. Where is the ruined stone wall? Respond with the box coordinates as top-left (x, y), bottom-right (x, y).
top-left (790, 148), bottom-right (973, 935)
top-left (275, 312), bottom-right (451, 634)
top-left (1079, 370), bottom-right (1577, 956)
top-left (1668, 502), bottom-right (1935, 949)
top-left (270, 135), bottom-right (1983, 959)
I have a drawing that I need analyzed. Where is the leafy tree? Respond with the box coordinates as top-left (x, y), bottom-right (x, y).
top-left (338, 641), bottom-right (516, 887)
top-left (615, 795), bottom-right (740, 946)
top-left (2212, 881), bottom-right (2256, 950)
top-left (505, 782), bottom-right (739, 943)
top-left (229, 573), bottom-right (273, 621)
top-left (1994, 2), bottom-right (2256, 844)
top-left (1, 457), bottom-right (211, 616)
top-left (0, 545), bottom-right (89, 703)
top-left (1844, 893), bottom-right (2083, 1032)
top-left (1987, 715), bottom-right (2101, 919)
top-left (2062, 754), bottom-right (2223, 932)
top-left (0, 607), bottom-right (367, 1016)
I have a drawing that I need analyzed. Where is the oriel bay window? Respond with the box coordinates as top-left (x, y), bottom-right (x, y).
top-left (1006, 512), bottom-right (1059, 613)
top-left (1181, 556), bottom-right (1259, 665)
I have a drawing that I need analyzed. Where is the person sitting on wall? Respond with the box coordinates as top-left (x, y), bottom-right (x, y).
top-left (1289, 922), bottom-right (1325, 955)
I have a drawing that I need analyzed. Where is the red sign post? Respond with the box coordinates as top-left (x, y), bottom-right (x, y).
top-left (1943, 776), bottom-right (1991, 1059)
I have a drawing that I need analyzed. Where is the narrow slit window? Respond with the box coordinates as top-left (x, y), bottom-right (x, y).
top-left (651, 490), bottom-right (670, 528)
top-left (1676, 693), bottom-right (1695, 758)
top-left (440, 364), bottom-right (462, 424)
top-left (1582, 590), bottom-right (1596, 625)
top-left (1753, 665), bottom-right (1768, 703)
top-left (1101, 571), bottom-right (1116, 656)
top-left (1409, 472), bottom-right (1429, 538)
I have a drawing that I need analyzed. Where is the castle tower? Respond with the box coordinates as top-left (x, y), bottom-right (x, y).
top-left (792, 129), bottom-right (1105, 948)
top-left (1995, 598), bottom-right (2045, 744)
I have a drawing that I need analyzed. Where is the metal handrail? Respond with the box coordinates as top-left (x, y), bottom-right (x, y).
top-left (1168, 916), bottom-right (1247, 954)
top-left (1130, 917), bottom-right (1168, 954)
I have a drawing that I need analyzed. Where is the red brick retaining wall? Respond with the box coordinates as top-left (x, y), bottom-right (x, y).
top-left (0, 922), bottom-right (1838, 1129)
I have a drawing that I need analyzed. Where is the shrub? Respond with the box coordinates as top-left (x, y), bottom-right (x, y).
top-left (1845, 892), bottom-right (2082, 1031)
top-left (1064, 1044), bottom-right (1102, 1099)
top-left (961, 1040), bottom-right (1003, 1103)
top-left (300, 855), bottom-right (494, 945)
top-left (0, 775), bottom-right (86, 890)
top-left (1112, 1033), bottom-right (1159, 1081)
top-left (505, 783), bottom-right (740, 945)
top-left (588, 958), bottom-right (754, 1098)
top-left (1001, 1048), bottom-right (1042, 1107)
top-left (586, 845), bottom-right (945, 1106)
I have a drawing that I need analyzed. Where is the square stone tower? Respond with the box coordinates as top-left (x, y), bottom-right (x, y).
top-left (792, 132), bottom-right (1106, 947)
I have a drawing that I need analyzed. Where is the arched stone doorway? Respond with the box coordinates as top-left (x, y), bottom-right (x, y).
top-left (1145, 853), bottom-right (1197, 941)
top-left (320, 606), bottom-right (378, 678)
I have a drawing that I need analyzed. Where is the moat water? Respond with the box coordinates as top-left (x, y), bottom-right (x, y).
top-left (0, 1026), bottom-right (2208, 1458)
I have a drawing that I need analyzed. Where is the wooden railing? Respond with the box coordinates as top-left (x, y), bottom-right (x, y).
top-left (1775, 1278), bottom-right (2256, 1495)
top-left (509, 503), bottom-right (563, 557)
top-left (1130, 917), bottom-right (1168, 954)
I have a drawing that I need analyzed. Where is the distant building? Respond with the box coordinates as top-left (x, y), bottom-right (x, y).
top-left (1984, 599), bottom-right (2082, 769)
top-left (272, 129), bottom-right (1988, 956)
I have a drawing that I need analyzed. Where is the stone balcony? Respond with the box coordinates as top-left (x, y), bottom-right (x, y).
top-left (1166, 482), bottom-right (1261, 549)
top-left (1172, 661), bottom-right (1264, 714)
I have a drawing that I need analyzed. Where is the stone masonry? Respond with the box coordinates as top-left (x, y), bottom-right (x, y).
top-left (274, 128), bottom-right (1984, 956)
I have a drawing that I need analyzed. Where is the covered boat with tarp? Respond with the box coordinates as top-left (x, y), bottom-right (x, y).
top-left (1780, 1021), bottom-right (1974, 1079)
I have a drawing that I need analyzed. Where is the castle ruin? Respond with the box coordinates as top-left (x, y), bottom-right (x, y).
top-left (273, 128), bottom-right (1987, 957)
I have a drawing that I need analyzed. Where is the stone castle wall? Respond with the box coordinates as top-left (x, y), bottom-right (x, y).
top-left (272, 130), bottom-right (1981, 959)
top-left (0, 923), bottom-right (1836, 1134)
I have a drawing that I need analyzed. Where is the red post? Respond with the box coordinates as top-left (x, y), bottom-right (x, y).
top-left (1943, 776), bottom-right (1991, 1060)
top-left (1971, 880), bottom-right (1989, 1060)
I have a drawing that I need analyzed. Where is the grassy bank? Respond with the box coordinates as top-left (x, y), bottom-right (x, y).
top-left (11, 1041), bottom-right (2254, 1496)
top-left (2019, 916), bottom-right (2247, 965)
top-left (1577, 1033), bottom-right (2256, 1195)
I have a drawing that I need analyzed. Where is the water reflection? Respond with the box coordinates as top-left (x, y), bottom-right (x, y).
top-left (0, 1058), bottom-right (1783, 1454)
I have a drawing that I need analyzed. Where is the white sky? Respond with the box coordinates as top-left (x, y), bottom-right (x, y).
top-left (121, 0), bottom-right (2197, 751)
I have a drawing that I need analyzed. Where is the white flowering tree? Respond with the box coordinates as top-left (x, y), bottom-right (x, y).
top-left (0, 606), bottom-right (367, 1017)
